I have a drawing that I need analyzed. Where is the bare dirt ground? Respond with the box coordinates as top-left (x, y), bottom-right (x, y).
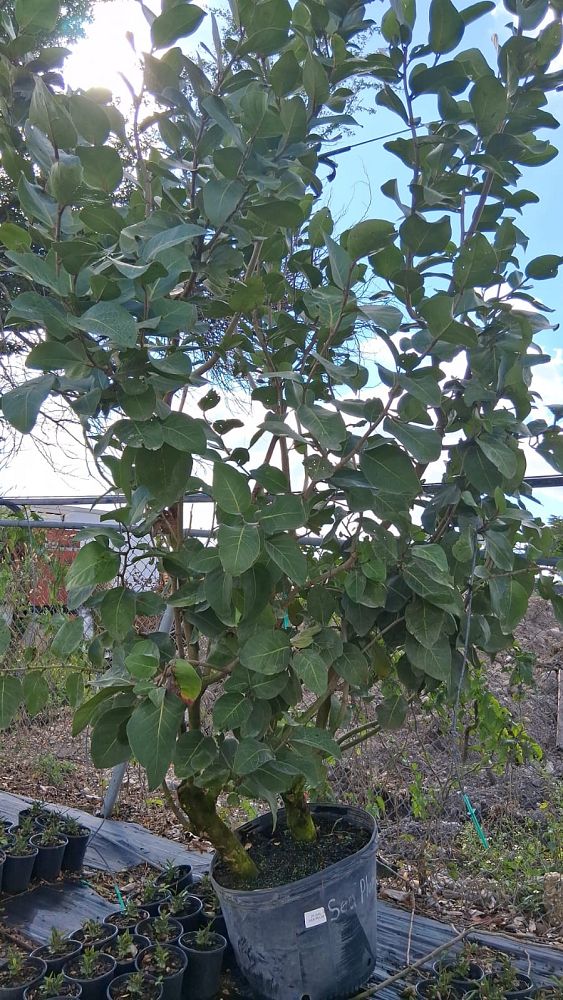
top-left (1, 598), bottom-right (561, 944)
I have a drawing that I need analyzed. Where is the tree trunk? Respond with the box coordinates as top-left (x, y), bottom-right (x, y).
top-left (282, 780), bottom-right (317, 843)
top-left (177, 780), bottom-right (258, 879)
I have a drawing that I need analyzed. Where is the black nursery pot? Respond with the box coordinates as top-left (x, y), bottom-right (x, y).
top-left (2, 845), bottom-right (38, 893)
top-left (31, 939), bottom-right (82, 974)
top-left (158, 896), bottom-right (202, 932)
top-left (134, 890), bottom-right (171, 918)
top-left (24, 981), bottom-right (82, 1000)
top-left (103, 910), bottom-right (150, 935)
top-left (134, 945), bottom-right (187, 1000)
top-left (106, 974), bottom-right (162, 1000)
top-left (109, 936), bottom-right (151, 977)
top-left (0, 957), bottom-right (47, 1000)
top-left (62, 953), bottom-right (116, 1000)
top-left (30, 834), bottom-right (68, 882)
top-left (135, 918), bottom-right (182, 948)
top-left (70, 925), bottom-right (118, 953)
top-left (62, 828), bottom-right (90, 874)
top-left (210, 803), bottom-right (377, 1000)
top-left (155, 865), bottom-right (193, 895)
top-left (433, 961), bottom-right (485, 994)
top-left (502, 974), bottom-right (535, 999)
top-left (179, 931), bottom-right (227, 1000)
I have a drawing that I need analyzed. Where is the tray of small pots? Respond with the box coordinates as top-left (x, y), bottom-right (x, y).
top-left (0, 804), bottom-right (90, 894)
top-left (416, 948), bottom-right (536, 1000)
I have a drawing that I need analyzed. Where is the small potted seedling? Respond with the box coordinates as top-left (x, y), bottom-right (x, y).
top-left (2, 831), bottom-right (39, 893)
top-left (107, 971), bottom-right (162, 1000)
top-left (131, 881), bottom-right (170, 918)
top-left (24, 972), bottom-right (82, 1000)
top-left (154, 861), bottom-right (192, 896)
top-left (31, 929), bottom-right (82, 974)
top-left (134, 943), bottom-right (187, 1000)
top-left (190, 877), bottom-right (227, 939)
top-left (433, 945), bottom-right (485, 994)
top-left (178, 924), bottom-right (227, 1000)
top-left (416, 966), bottom-right (460, 999)
top-left (59, 818), bottom-right (90, 874)
top-left (486, 956), bottom-right (534, 999)
top-left (104, 901), bottom-right (150, 936)
top-left (105, 932), bottom-right (150, 977)
top-left (135, 914), bottom-right (182, 948)
top-left (62, 948), bottom-right (116, 1000)
top-left (158, 890), bottom-right (202, 932)
top-left (30, 820), bottom-right (68, 882)
top-left (0, 948), bottom-right (47, 1000)
top-left (18, 803), bottom-right (51, 830)
top-left (69, 921), bottom-right (117, 953)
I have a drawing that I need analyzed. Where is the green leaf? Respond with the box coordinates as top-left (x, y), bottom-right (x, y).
top-left (376, 693), bottom-right (408, 730)
top-left (525, 255), bottom-right (563, 280)
top-left (361, 303), bottom-right (403, 333)
top-left (0, 620), bottom-right (10, 658)
top-left (258, 495), bottom-right (306, 534)
top-left (271, 50), bottom-right (301, 97)
top-left (173, 659), bottom-right (202, 701)
top-left (2, 375), bottom-right (54, 434)
top-left (91, 707), bottom-right (132, 768)
top-left (213, 463), bottom-right (252, 514)
top-left (77, 146), bottom-right (123, 193)
top-left (213, 692), bottom-right (253, 730)
top-left (360, 443), bottom-right (420, 495)
top-left (429, 0), bottom-right (464, 53)
top-left (127, 692), bottom-right (185, 789)
top-left (325, 235), bottom-right (352, 290)
top-left (470, 75), bottom-right (507, 138)
top-left (265, 534), bottom-right (307, 585)
top-left (100, 588), bottom-right (136, 640)
top-left (0, 675), bottom-right (23, 730)
top-left (405, 634), bottom-right (452, 680)
top-left (51, 617), bottom-right (84, 657)
top-left (161, 413), bottom-right (206, 454)
top-left (476, 435), bottom-right (517, 479)
top-left (202, 179), bottom-right (244, 227)
top-left (217, 522), bottom-right (261, 574)
top-left (22, 672), bottom-right (49, 716)
top-left (297, 404), bottom-right (347, 452)
top-left (65, 672), bottom-right (84, 709)
top-left (136, 446), bottom-right (189, 507)
top-left (289, 725), bottom-right (341, 758)
top-left (333, 644), bottom-right (369, 687)
top-left (240, 629), bottom-right (291, 675)
top-left (293, 649), bottom-right (328, 696)
top-left (28, 336), bottom-right (87, 369)
top-left (175, 731), bottom-right (217, 777)
top-left (125, 640), bottom-right (160, 679)
top-left (489, 577), bottom-right (528, 633)
top-left (74, 302), bottom-right (137, 349)
top-left (405, 599), bottom-right (447, 649)
top-left (72, 687), bottom-right (130, 736)
top-left (384, 418), bottom-right (441, 462)
top-left (0, 223), bottom-right (31, 251)
top-left (303, 52), bottom-right (329, 105)
top-left (400, 214), bottom-right (451, 255)
top-left (15, 0), bottom-right (59, 32)
top-left (233, 738), bottom-right (274, 776)
top-left (151, 4), bottom-right (205, 47)
top-left (67, 542), bottom-right (119, 596)
top-left (453, 234), bottom-right (497, 289)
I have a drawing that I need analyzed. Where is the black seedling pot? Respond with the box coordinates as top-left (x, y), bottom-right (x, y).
top-left (0, 957), bottom-right (47, 1000)
top-left (18, 808), bottom-right (51, 829)
top-left (106, 974), bottom-right (162, 1000)
top-left (109, 936), bottom-right (151, 977)
top-left (62, 828), bottom-right (90, 873)
top-left (103, 911), bottom-right (150, 935)
top-left (179, 932), bottom-right (227, 1000)
top-left (70, 926), bottom-right (118, 953)
top-left (158, 896), bottom-right (202, 932)
top-left (433, 961), bottom-right (484, 994)
top-left (63, 953), bottom-right (116, 1000)
top-left (24, 981), bottom-right (82, 1000)
top-left (2, 845), bottom-right (38, 893)
top-left (211, 803), bottom-right (378, 1000)
top-left (135, 918), bottom-right (182, 948)
top-left (134, 946), bottom-right (187, 1000)
top-left (31, 939), bottom-right (82, 974)
top-left (134, 890), bottom-right (171, 918)
top-left (30, 834), bottom-right (68, 882)
top-left (503, 974), bottom-right (534, 999)
top-left (155, 865), bottom-right (193, 895)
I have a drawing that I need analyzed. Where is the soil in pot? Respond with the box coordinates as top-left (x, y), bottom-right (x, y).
top-left (2, 836), bottom-right (38, 893)
top-left (104, 908), bottom-right (150, 936)
top-left (134, 945), bottom-right (186, 1000)
top-left (30, 826), bottom-right (68, 882)
top-left (24, 972), bottom-right (82, 1000)
top-left (104, 935), bottom-right (150, 977)
top-left (130, 884), bottom-right (171, 918)
top-left (0, 951), bottom-right (47, 1000)
top-left (70, 923), bottom-right (117, 953)
top-left (213, 812), bottom-right (371, 891)
top-left (154, 864), bottom-right (192, 896)
top-left (31, 930), bottom-right (82, 974)
top-left (59, 819), bottom-right (90, 874)
top-left (62, 950), bottom-right (116, 1000)
top-left (107, 973), bottom-right (162, 1000)
top-left (179, 929), bottom-right (226, 1000)
top-left (158, 893), bottom-right (202, 933)
top-left (135, 916), bottom-right (182, 948)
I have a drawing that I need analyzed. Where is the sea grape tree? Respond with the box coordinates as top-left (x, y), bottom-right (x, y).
top-left (1, 0), bottom-right (563, 877)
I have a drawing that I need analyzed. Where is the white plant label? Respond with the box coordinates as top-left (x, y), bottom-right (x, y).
top-left (304, 906), bottom-right (327, 929)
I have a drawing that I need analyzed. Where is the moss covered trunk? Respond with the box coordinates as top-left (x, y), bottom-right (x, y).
top-left (282, 779), bottom-right (317, 843)
top-left (178, 780), bottom-right (258, 879)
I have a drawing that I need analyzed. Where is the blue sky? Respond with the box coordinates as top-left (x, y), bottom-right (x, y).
top-left (6, 0), bottom-right (563, 518)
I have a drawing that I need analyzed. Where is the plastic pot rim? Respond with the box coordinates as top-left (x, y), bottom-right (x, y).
top-left (178, 931), bottom-right (227, 956)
